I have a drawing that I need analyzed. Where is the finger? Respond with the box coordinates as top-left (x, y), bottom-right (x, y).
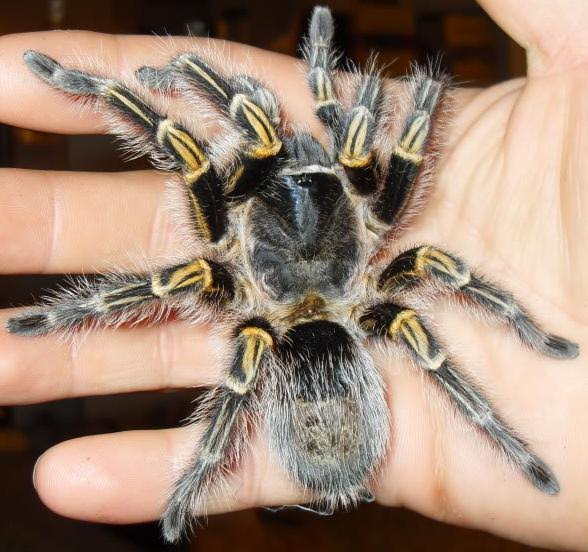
top-left (0, 31), bottom-right (317, 134)
top-left (30, 343), bottom-right (587, 547)
top-left (478, 0), bottom-right (588, 76)
top-left (0, 168), bottom-right (190, 274)
top-left (0, 309), bottom-right (224, 404)
top-left (33, 427), bottom-right (302, 524)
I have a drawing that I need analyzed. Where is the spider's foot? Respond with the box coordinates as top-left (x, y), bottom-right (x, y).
top-left (23, 50), bottom-right (101, 95)
top-left (515, 313), bottom-right (580, 359)
top-left (539, 334), bottom-right (579, 360)
top-left (23, 50), bottom-right (58, 81)
top-left (524, 456), bottom-right (560, 496)
top-left (5, 311), bottom-right (51, 337)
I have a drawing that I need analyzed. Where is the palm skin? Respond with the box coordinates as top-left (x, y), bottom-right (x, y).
top-left (0, 1), bottom-right (586, 548)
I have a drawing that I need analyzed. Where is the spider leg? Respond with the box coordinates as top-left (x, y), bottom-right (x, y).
top-left (24, 50), bottom-right (229, 242)
top-left (5, 259), bottom-right (233, 336)
top-left (338, 72), bottom-right (385, 195)
top-left (373, 72), bottom-right (444, 226)
top-left (379, 245), bottom-right (579, 359)
top-left (360, 303), bottom-right (560, 495)
top-left (302, 6), bottom-right (344, 150)
top-left (137, 52), bottom-right (285, 202)
top-left (162, 319), bottom-right (274, 543)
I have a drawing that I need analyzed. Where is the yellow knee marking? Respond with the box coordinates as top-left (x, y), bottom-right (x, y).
top-left (224, 327), bottom-right (273, 395)
top-left (230, 94), bottom-right (282, 159)
top-left (186, 190), bottom-right (213, 241)
top-left (339, 106), bottom-right (373, 168)
top-left (156, 119), bottom-right (210, 177)
top-left (389, 309), bottom-right (445, 370)
top-left (316, 69), bottom-right (335, 103)
top-left (224, 164), bottom-right (245, 194)
top-left (415, 246), bottom-right (471, 287)
top-left (399, 111), bottom-right (430, 153)
top-left (392, 146), bottom-right (423, 164)
top-left (151, 259), bottom-right (213, 297)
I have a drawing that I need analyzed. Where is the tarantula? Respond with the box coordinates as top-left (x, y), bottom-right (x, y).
top-left (7, 5), bottom-right (579, 543)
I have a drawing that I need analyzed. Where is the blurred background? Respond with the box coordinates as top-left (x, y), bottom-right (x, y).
top-left (0, 1), bottom-right (541, 551)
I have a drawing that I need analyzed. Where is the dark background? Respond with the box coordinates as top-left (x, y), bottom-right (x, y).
top-left (0, 1), bottom-right (542, 551)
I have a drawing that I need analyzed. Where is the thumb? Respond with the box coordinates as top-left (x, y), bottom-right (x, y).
top-left (478, 0), bottom-right (588, 76)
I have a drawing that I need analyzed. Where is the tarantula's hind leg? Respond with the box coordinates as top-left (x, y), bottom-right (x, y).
top-left (162, 319), bottom-right (274, 543)
top-left (360, 304), bottom-right (560, 495)
top-left (379, 246), bottom-right (579, 359)
top-left (6, 259), bottom-right (233, 336)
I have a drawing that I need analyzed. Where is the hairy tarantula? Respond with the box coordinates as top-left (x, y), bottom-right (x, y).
top-left (7, 5), bottom-right (579, 543)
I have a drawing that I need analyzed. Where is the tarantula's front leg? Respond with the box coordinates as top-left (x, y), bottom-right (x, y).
top-left (162, 319), bottom-right (275, 543)
top-left (24, 51), bottom-right (229, 242)
top-left (360, 303), bottom-right (559, 495)
top-left (379, 246), bottom-right (579, 359)
top-left (137, 50), bottom-right (285, 202)
top-left (6, 259), bottom-right (233, 337)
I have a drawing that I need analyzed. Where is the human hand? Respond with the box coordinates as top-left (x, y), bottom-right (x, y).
top-left (0, 0), bottom-right (586, 548)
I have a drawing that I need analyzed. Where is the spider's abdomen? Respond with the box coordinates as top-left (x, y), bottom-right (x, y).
top-left (265, 321), bottom-right (389, 507)
top-left (248, 171), bottom-right (359, 300)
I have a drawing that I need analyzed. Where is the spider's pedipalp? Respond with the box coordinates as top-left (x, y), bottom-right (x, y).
top-left (138, 52), bottom-right (286, 202)
top-left (284, 132), bottom-right (331, 169)
top-left (374, 72), bottom-right (444, 226)
top-left (338, 72), bottom-right (384, 195)
top-left (379, 246), bottom-right (579, 359)
top-left (5, 259), bottom-right (234, 337)
top-left (163, 319), bottom-right (274, 543)
top-left (360, 303), bottom-right (560, 495)
top-left (303, 6), bottom-right (343, 149)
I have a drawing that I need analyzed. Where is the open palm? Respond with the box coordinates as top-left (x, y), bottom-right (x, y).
top-left (0, 0), bottom-right (586, 548)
